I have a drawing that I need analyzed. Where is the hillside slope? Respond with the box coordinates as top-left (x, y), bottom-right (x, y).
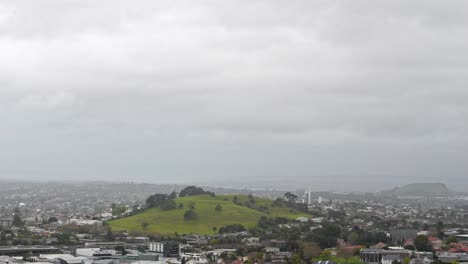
top-left (382, 182), bottom-right (452, 196)
top-left (108, 195), bottom-right (308, 235)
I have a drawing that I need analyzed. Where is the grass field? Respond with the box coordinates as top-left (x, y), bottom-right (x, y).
top-left (108, 194), bottom-right (309, 235)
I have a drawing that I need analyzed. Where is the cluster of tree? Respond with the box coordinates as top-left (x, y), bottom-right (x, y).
top-left (242, 194), bottom-right (258, 208)
top-left (327, 209), bottom-right (347, 221)
top-left (306, 223), bottom-right (342, 249)
top-left (284, 192), bottom-right (298, 203)
top-left (257, 216), bottom-right (289, 230)
top-left (414, 235), bottom-right (433, 252)
top-left (145, 186), bottom-right (214, 212)
top-left (114, 245), bottom-right (128, 255)
top-left (111, 203), bottom-right (127, 216)
top-left (47, 217), bottom-right (59, 223)
top-left (231, 194), bottom-right (270, 214)
top-left (219, 251), bottom-right (239, 262)
top-left (58, 223), bottom-right (102, 236)
top-left (215, 250), bottom-right (266, 263)
top-left (272, 192), bottom-right (298, 207)
top-left (56, 232), bottom-right (77, 245)
top-left (179, 186), bottom-right (214, 197)
top-left (218, 224), bottom-right (246, 233)
top-left (243, 195), bottom-right (270, 214)
top-left (145, 193), bottom-right (177, 210)
top-left (446, 236), bottom-right (459, 245)
top-left (345, 226), bottom-right (390, 246)
top-left (1, 226), bottom-right (77, 246)
top-left (144, 187), bottom-right (218, 222)
top-left (272, 197), bottom-right (288, 207)
top-left (271, 193), bottom-right (308, 213)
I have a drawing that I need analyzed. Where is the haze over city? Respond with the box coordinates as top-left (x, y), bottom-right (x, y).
top-left (1, 1), bottom-right (468, 191)
top-left (3, 2), bottom-right (468, 264)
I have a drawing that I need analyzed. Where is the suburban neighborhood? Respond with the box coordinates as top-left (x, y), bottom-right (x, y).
top-left (1, 182), bottom-right (468, 264)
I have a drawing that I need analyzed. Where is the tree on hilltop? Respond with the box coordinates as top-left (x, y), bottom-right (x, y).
top-left (146, 193), bottom-right (176, 210)
top-left (179, 186), bottom-right (214, 197)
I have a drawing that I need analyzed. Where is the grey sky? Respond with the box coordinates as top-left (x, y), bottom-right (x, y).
top-left (1, 1), bottom-right (468, 191)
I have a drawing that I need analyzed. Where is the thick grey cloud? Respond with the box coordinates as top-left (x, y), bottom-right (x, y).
top-left (1, 0), bottom-right (468, 190)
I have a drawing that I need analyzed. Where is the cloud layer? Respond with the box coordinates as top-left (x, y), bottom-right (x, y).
top-left (1, 0), bottom-right (468, 189)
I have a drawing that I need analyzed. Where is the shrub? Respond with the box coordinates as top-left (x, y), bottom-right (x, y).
top-left (184, 209), bottom-right (198, 221)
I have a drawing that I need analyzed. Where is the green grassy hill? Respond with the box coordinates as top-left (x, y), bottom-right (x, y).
top-left (108, 194), bottom-right (309, 235)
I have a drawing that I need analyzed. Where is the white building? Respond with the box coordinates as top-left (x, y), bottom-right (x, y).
top-left (76, 248), bottom-right (117, 257)
top-left (68, 219), bottom-right (102, 226)
top-left (39, 254), bottom-right (89, 264)
top-left (149, 242), bottom-right (164, 253)
top-left (318, 196), bottom-right (324, 203)
top-left (296, 217), bottom-right (309, 223)
top-left (183, 253), bottom-right (209, 264)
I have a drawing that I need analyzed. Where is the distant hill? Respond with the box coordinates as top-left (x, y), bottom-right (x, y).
top-left (108, 194), bottom-right (309, 235)
top-left (382, 182), bottom-right (452, 196)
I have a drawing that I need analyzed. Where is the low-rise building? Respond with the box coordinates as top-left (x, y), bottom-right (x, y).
top-left (361, 249), bottom-right (411, 264)
top-left (149, 242), bottom-right (180, 258)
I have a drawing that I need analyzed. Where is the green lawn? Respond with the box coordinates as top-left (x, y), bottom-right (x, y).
top-left (108, 195), bottom-right (309, 235)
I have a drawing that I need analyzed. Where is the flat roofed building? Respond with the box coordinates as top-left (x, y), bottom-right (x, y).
top-left (361, 249), bottom-right (411, 264)
top-left (149, 242), bottom-right (180, 258)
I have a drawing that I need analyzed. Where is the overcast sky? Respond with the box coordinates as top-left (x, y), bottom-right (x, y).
top-left (1, 1), bottom-right (468, 191)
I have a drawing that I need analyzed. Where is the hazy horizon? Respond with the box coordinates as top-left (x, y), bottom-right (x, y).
top-left (0, 177), bottom-right (463, 193)
top-left (1, 1), bottom-right (468, 189)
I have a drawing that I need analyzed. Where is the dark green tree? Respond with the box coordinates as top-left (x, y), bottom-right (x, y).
top-left (47, 217), bottom-right (58, 223)
top-left (414, 235), bottom-right (431, 251)
top-left (436, 221), bottom-right (444, 238)
top-left (218, 224), bottom-right (246, 233)
top-left (446, 236), bottom-right (459, 245)
top-left (179, 186), bottom-right (213, 197)
top-left (115, 245), bottom-right (127, 255)
top-left (284, 192), bottom-right (298, 203)
top-left (137, 245), bottom-right (146, 253)
top-left (146, 193), bottom-right (176, 210)
top-left (423, 223), bottom-right (430, 231)
top-left (183, 209), bottom-right (198, 221)
top-left (306, 223), bottom-right (342, 249)
top-left (170, 191), bottom-right (178, 199)
top-left (289, 254), bottom-right (302, 264)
